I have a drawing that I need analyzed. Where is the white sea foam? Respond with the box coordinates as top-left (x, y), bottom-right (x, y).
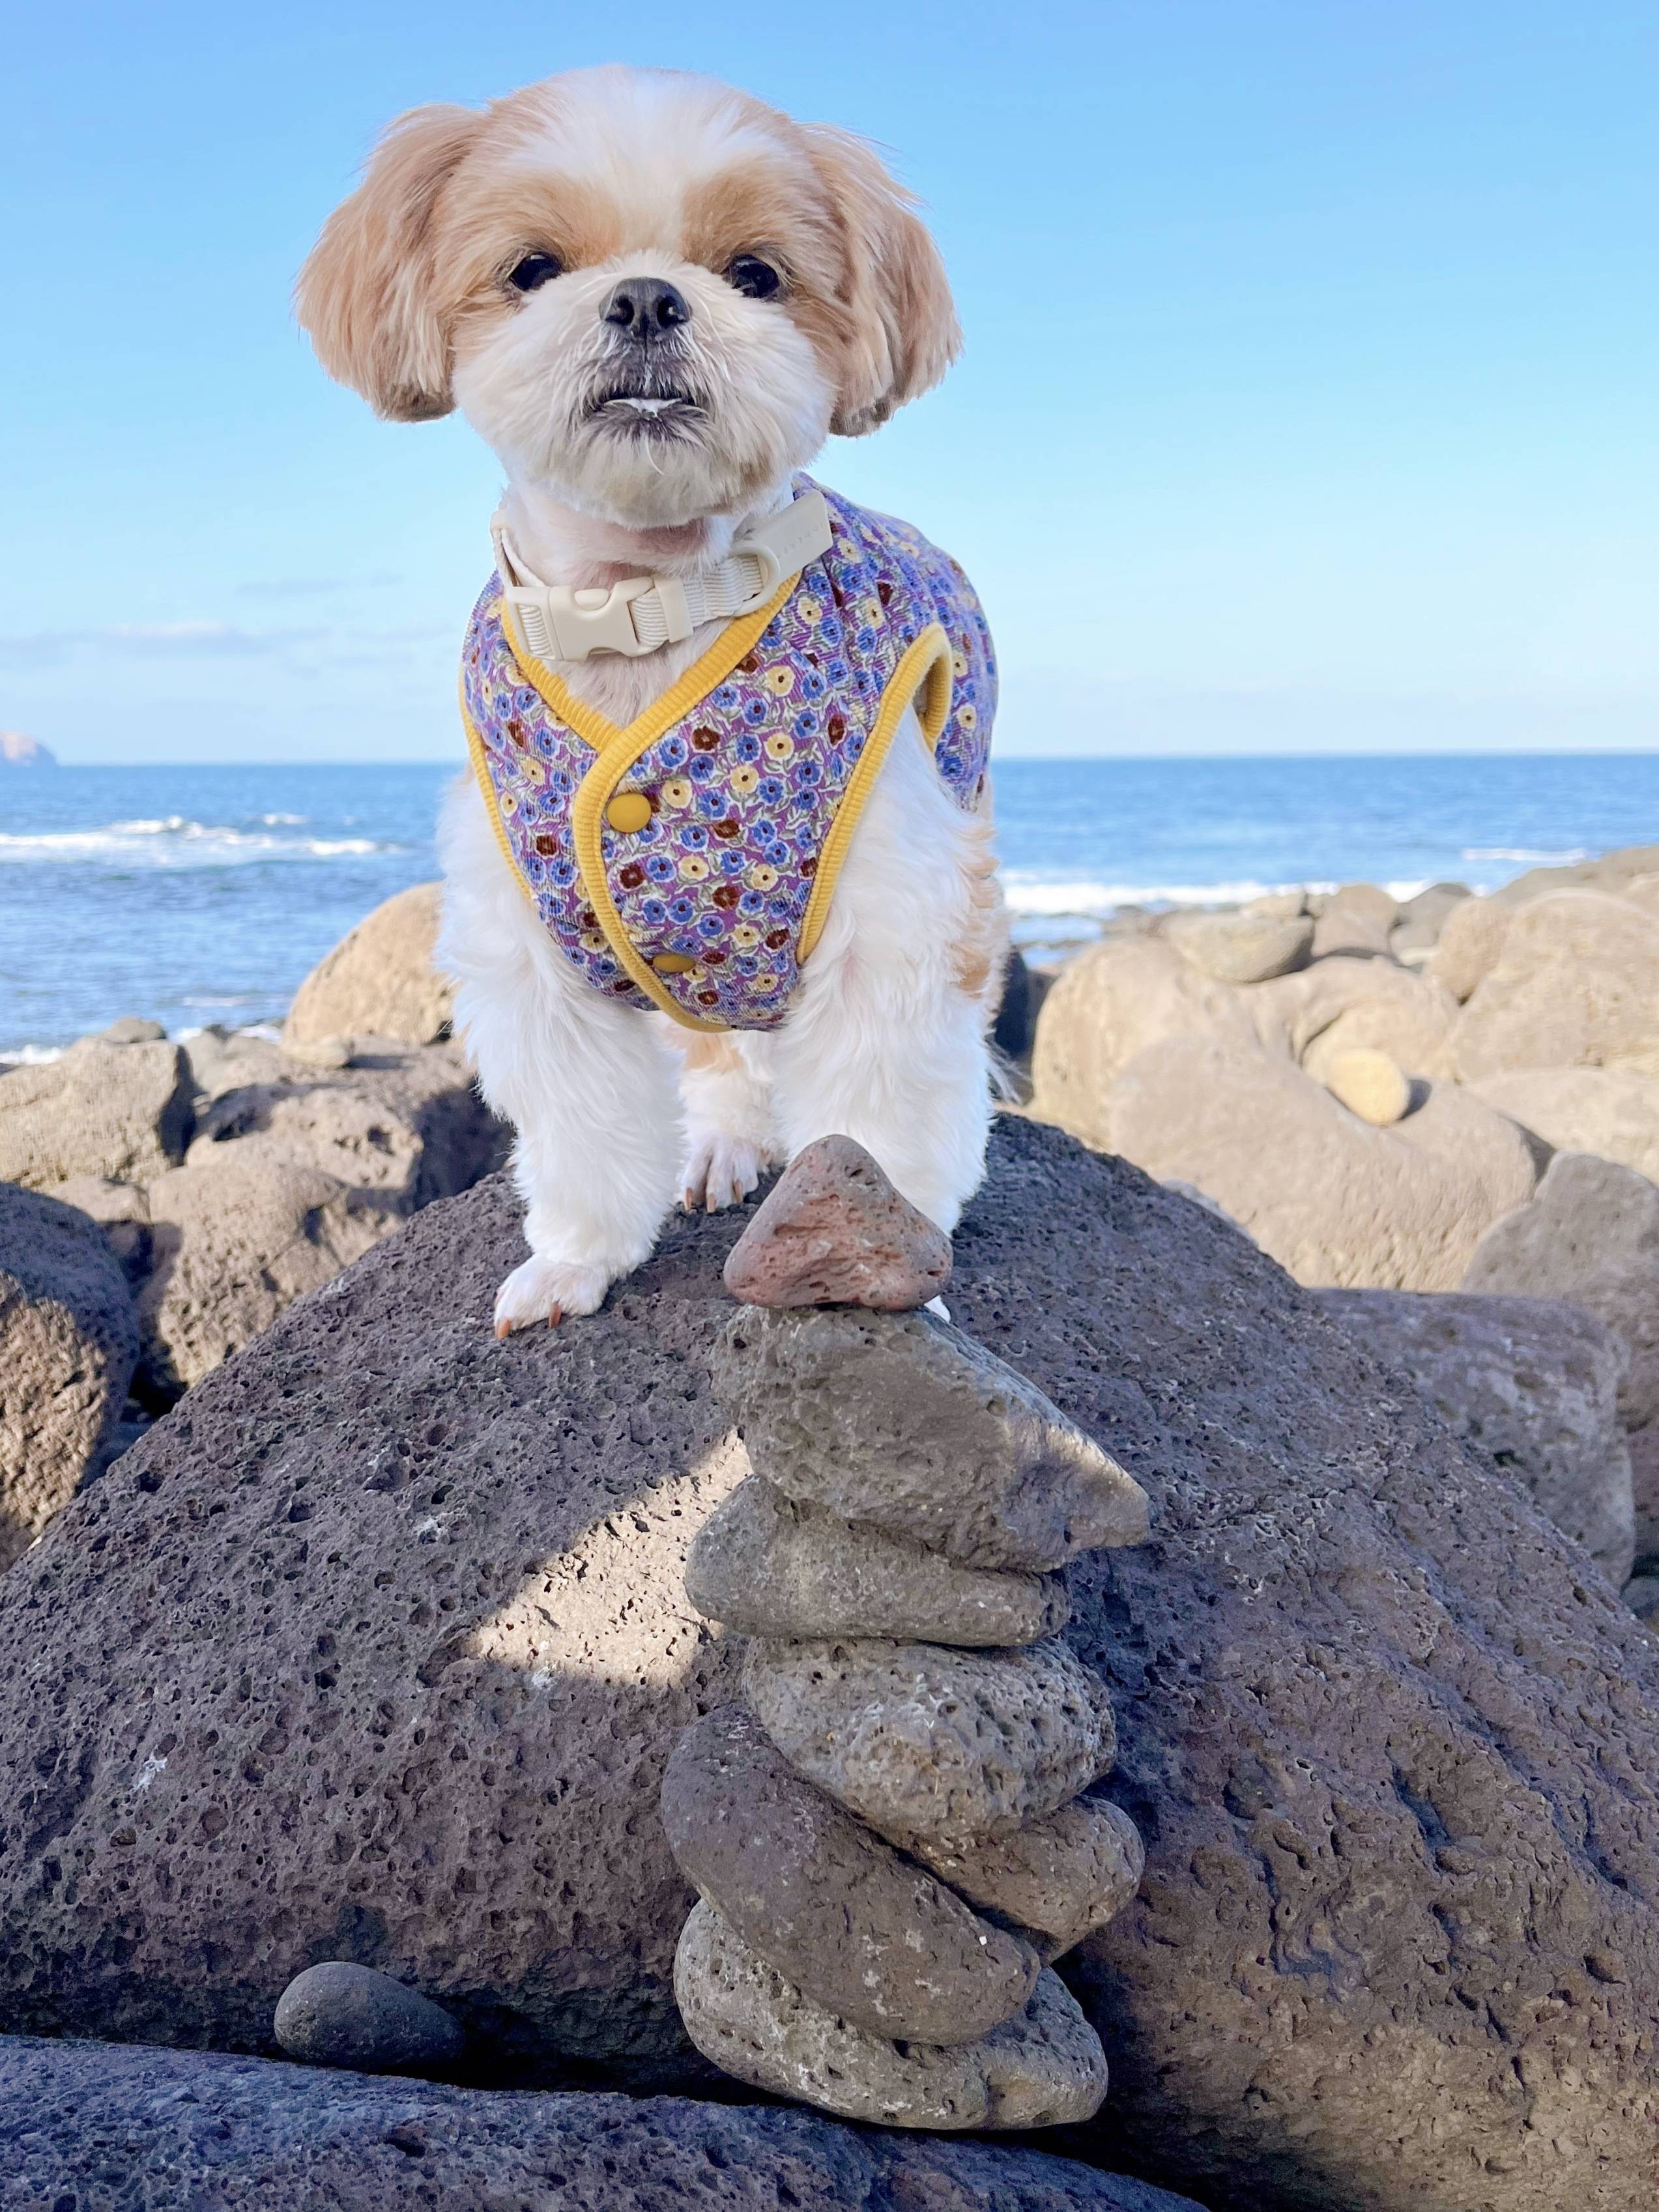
top-left (0, 816), bottom-right (394, 866)
top-left (1461, 846), bottom-right (1588, 865)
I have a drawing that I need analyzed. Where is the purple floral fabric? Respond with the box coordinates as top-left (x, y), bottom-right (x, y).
top-left (461, 478), bottom-right (996, 1030)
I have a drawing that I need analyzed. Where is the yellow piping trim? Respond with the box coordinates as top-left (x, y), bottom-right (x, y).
top-left (460, 678), bottom-right (534, 901)
top-left (500, 577), bottom-right (799, 1031)
top-left (797, 623), bottom-right (953, 964)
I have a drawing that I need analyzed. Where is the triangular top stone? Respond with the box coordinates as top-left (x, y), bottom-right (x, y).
top-left (723, 1136), bottom-right (952, 1310)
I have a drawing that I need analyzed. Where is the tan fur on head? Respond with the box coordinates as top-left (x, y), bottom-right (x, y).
top-left (295, 67), bottom-right (959, 517)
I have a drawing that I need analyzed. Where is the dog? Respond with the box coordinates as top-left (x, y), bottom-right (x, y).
top-left (297, 65), bottom-right (1007, 1334)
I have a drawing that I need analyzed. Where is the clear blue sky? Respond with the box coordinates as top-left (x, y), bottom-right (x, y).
top-left (3, 1), bottom-right (1656, 763)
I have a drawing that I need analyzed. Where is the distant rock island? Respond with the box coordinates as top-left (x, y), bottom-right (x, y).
top-left (0, 731), bottom-right (55, 768)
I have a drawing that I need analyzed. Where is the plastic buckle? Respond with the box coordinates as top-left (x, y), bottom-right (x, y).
top-left (537, 575), bottom-right (656, 661)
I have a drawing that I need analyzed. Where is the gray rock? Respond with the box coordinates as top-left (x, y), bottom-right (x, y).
top-left (1624, 1574), bottom-right (1659, 1624)
top-left (1469, 1067), bottom-right (1659, 1185)
top-left (674, 1899), bottom-right (1108, 2131)
top-left (712, 1306), bottom-right (1149, 1572)
top-left (1163, 909), bottom-right (1314, 984)
top-left (285, 1033), bottom-right (354, 1070)
top-left (1389, 883), bottom-right (1471, 962)
top-left (98, 1015), bottom-right (167, 1045)
top-left (1426, 893), bottom-right (1514, 1001)
top-left (1493, 839), bottom-right (1659, 905)
top-left (1310, 886), bottom-right (1397, 962)
top-left (685, 1465), bottom-right (1071, 1645)
top-left (273, 1961), bottom-right (464, 2072)
top-left (1253, 958), bottom-right (1457, 1082)
top-left (661, 1706), bottom-right (1039, 2042)
top-left (285, 882), bottom-right (451, 1049)
top-left (0, 1039), bottom-right (192, 1187)
top-left (1316, 1288), bottom-right (1636, 1585)
top-left (0, 2034), bottom-right (1200, 2212)
top-left (1464, 1152), bottom-right (1659, 1560)
top-left (743, 1636), bottom-right (1116, 1853)
top-left (1452, 890), bottom-right (1659, 1080)
top-left (912, 1797), bottom-right (1145, 1961)
top-left (41, 1175), bottom-right (151, 1284)
top-left (0, 1185), bottom-right (138, 1568)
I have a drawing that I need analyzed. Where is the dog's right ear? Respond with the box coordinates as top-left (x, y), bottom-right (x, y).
top-left (295, 104), bottom-right (481, 423)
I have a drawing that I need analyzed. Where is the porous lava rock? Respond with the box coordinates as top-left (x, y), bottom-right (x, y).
top-left (0, 1038), bottom-right (193, 1187)
top-left (722, 1132), bottom-right (951, 1309)
top-left (1, 1121), bottom-right (1657, 2211)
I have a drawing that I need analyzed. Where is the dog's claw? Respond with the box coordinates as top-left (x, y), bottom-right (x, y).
top-left (547, 1304), bottom-right (563, 1329)
top-left (495, 1317), bottom-right (513, 1342)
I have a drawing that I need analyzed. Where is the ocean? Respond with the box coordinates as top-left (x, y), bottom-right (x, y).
top-left (3, 753), bottom-right (1658, 1057)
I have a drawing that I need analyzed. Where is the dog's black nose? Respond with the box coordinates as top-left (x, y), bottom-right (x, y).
top-left (601, 278), bottom-right (691, 338)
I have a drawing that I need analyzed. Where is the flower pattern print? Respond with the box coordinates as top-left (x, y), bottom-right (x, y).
top-left (461, 478), bottom-right (996, 1031)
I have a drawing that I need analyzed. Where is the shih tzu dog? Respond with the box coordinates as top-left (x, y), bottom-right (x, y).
top-left (298, 65), bottom-right (1006, 1334)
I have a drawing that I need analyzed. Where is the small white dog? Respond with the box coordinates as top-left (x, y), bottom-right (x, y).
top-left (298, 65), bottom-right (1007, 1334)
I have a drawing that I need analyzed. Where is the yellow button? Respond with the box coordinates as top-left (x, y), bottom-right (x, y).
top-left (653, 953), bottom-right (696, 975)
top-left (605, 790), bottom-right (654, 833)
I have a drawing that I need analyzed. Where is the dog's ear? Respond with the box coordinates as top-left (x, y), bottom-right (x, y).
top-left (800, 126), bottom-right (960, 437)
top-left (295, 104), bottom-right (481, 423)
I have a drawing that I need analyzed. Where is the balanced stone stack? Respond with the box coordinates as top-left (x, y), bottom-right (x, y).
top-left (663, 1137), bottom-right (1151, 2131)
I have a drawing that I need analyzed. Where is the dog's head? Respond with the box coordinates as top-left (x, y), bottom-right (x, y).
top-left (296, 66), bottom-right (959, 528)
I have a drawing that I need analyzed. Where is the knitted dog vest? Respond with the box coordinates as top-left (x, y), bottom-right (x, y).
top-left (461, 479), bottom-right (996, 1033)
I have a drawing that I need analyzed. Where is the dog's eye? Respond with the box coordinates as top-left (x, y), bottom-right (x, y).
top-left (726, 255), bottom-right (782, 302)
top-left (508, 252), bottom-right (563, 293)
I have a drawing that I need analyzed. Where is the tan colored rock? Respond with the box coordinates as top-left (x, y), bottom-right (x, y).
top-left (1030, 938), bottom-right (1255, 1149)
top-left (1242, 890), bottom-right (1307, 921)
top-left (742, 1636), bottom-right (1116, 1853)
top-left (685, 1468), bottom-right (1070, 1646)
top-left (1252, 957), bottom-right (1458, 1080)
top-left (1452, 891), bottom-right (1659, 1080)
top-left (1108, 1034), bottom-right (1536, 1290)
top-left (1426, 895), bottom-right (1514, 1001)
top-left (41, 1177), bottom-right (150, 1283)
top-left (1468, 1067), bottom-right (1659, 1183)
top-left (661, 1706), bottom-right (1039, 2043)
top-left (283, 882), bottom-right (450, 1050)
top-left (1389, 883), bottom-right (1471, 963)
top-left (1621, 872), bottom-right (1659, 918)
top-left (1492, 840), bottom-right (1659, 905)
top-left (1310, 884), bottom-right (1398, 962)
top-left (913, 1798), bottom-right (1145, 1962)
top-left (1325, 1048), bottom-right (1411, 1126)
top-left (1162, 910), bottom-right (1314, 985)
top-left (674, 1899), bottom-right (1108, 2130)
top-left (723, 1135), bottom-right (950, 1310)
top-left (0, 1040), bottom-right (192, 1188)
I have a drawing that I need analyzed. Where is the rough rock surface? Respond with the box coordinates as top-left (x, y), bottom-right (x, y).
top-left (742, 1636), bottom-right (1117, 1852)
top-left (1426, 895), bottom-right (1513, 1001)
top-left (661, 1706), bottom-right (1039, 2043)
top-left (686, 1463), bottom-right (1071, 1645)
top-left (1314, 1289), bottom-right (1636, 1585)
top-left (1108, 1035), bottom-right (1537, 1289)
top-left (713, 1306), bottom-right (1150, 1570)
top-left (913, 1796), bottom-right (1146, 1961)
top-left (1452, 890), bottom-right (1659, 1080)
top-left (1469, 1067), bottom-right (1659, 1183)
top-left (272, 1961), bottom-right (465, 2072)
top-left (0, 1186), bottom-right (138, 1568)
top-left (722, 1134), bottom-right (951, 1309)
top-left (1162, 909), bottom-right (1313, 984)
top-left (3, 1121), bottom-right (1659, 2210)
top-left (0, 2034), bottom-right (1207, 2212)
top-left (283, 881), bottom-right (451, 1049)
top-left (0, 1038), bottom-right (192, 1187)
top-left (1464, 1152), bottom-right (1659, 1560)
top-left (674, 1900), bottom-right (1108, 2131)
top-left (42, 1175), bottom-right (152, 1283)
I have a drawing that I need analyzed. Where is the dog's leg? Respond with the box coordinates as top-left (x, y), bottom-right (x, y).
top-left (770, 717), bottom-right (1004, 1231)
top-left (675, 1030), bottom-right (782, 1212)
top-left (437, 775), bottom-right (680, 1332)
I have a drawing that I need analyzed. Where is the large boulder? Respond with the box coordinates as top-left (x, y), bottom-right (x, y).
top-left (1493, 840), bottom-right (1659, 906)
top-left (1106, 1034), bottom-right (1537, 1289)
top-left (2, 1121), bottom-right (1658, 2211)
top-left (0, 1186), bottom-right (137, 1568)
top-left (0, 1038), bottom-right (192, 1186)
top-left (1426, 896), bottom-right (1512, 1002)
top-left (1248, 957), bottom-right (1458, 1080)
top-left (0, 2034), bottom-right (1204, 2212)
top-left (1314, 1288), bottom-right (1635, 1585)
top-left (283, 882), bottom-right (452, 1051)
top-left (1452, 891), bottom-right (1659, 1081)
top-left (1469, 1067), bottom-right (1659, 1185)
top-left (1464, 1151), bottom-right (1659, 1562)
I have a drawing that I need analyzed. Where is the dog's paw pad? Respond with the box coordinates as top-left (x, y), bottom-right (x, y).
top-left (682, 1134), bottom-right (766, 1214)
top-left (493, 1256), bottom-right (611, 1336)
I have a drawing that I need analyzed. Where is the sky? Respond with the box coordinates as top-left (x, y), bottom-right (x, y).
top-left (2, 1), bottom-right (1656, 764)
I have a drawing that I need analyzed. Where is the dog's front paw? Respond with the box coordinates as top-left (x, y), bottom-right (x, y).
top-left (681, 1132), bottom-right (767, 1214)
top-left (494, 1255), bottom-right (614, 1338)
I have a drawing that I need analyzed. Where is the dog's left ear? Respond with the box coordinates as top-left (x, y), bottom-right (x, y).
top-left (296, 102), bottom-right (482, 423)
top-left (800, 126), bottom-right (961, 437)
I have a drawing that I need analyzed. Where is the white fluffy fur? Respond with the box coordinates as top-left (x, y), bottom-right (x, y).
top-left (299, 65), bottom-right (1003, 1330)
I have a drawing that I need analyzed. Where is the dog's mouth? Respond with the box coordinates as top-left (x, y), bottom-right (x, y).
top-left (587, 381), bottom-right (704, 437)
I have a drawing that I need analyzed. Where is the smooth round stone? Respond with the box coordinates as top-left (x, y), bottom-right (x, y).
top-left (285, 1034), bottom-right (355, 1070)
top-left (685, 1474), bottom-right (1071, 1646)
top-left (674, 1897), bottom-right (1108, 2130)
top-left (913, 1798), bottom-right (1146, 1961)
top-left (723, 1134), bottom-right (952, 1311)
top-left (1326, 1048), bottom-right (1412, 1127)
top-left (743, 1637), bottom-right (1116, 1854)
top-left (273, 1961), bottom-right (465, 2073)
top-left (661, 1705), bottom-right (1038, 2043)
top-left (97, 1016), bottom-right (167, 1046)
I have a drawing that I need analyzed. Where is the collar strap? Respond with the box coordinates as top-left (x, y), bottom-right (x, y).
top-left (491, 489), bottom-right (832, 663)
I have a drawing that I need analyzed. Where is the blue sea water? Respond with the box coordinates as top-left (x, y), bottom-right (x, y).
top-left (3, 754), bottom-right (1658, 1056)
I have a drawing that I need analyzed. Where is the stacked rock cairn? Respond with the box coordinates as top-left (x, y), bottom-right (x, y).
top-left (664, 1136), bottom-right (1153, 2131)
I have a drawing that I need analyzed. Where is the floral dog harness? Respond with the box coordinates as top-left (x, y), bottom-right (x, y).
top-left (460, 478), bottom-right (996, 1032)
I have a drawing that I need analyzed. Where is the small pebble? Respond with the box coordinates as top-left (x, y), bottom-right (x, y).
top-left (273, 1961), bottom-right (465, 2073)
